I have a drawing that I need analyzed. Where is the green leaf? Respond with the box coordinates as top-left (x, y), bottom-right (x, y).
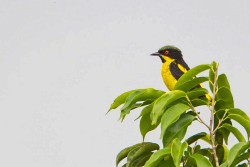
top-left (120, 100), bottom-right (152, 121)
top-left (127, 147), bottom-right (141, 163)
top-left (201, 134), bottom-right (211, 145)
top-left (121, 88), bottom-right (164, 110)
top-left (144, 148), bottom-right (171, 167)
top-left (162, 113), bottom-right (195, 147)
top-left (187, 88), bottom-right (209, 100)
top-left (227, 108), bottom-right (250, 122)
top-left (186, 132), bottom-right (207, 145)
top-left (215, 130), bottom-right (224, 145)
top-left (108, 90), bottom-right (136, 112)
top-left (220, 141), bottom-right (250, 167)
top-left (222, 144), bottom-right (229, 163)
top-left (236, 163), bottom-right (248, 167)
top-left (215, 100), bottom-right (228, 111)
top-left (175, 64), bottom-right (211, 88)
top-left (217, 74), bottom-right (231, 89)
top-left (191, 99), bottom-right (209, 107)
top-left (155, 159), bottom-right (175, 167)
top-left (160, 103), bottom-right (190, 138)
top-left (116, 143), bottom-right (146, 166)
top-left (192, 154), bottom-right (213, 167)
top-left (174, 77), bottom-right (208, 92)
top-left (117, 88), bottom-right (164, 120)
top-left (230, 149), bottom-right (250, 167)
top-left (216, 87), bottom-right (234, 109)
top-left (140, 103), bottom-right (159, 140)
top-left (127, 142), bottom-right (159, 167)
top-left (171, 138), bottom-right (188, 167)
top-left (184, 151), bottom-right (197, 167)
top-left (216, 144), bottom-right (225, 164)
top-left (129, 152), bottom-right (153, 167)
top-left (151, 90), bottom-right (186, 125)
top-left (196, 148), bottom-right (212, 158)
top-left (220, 124), bottom-right (246, 142)
top-left (209, 61), bottom-right (217, 92)
top-left (227, 114), bottom-right (250, 138)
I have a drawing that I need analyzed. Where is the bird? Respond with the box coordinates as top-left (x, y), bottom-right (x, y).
top-left (151, 45), bottom-right (211, 101)
top-left (150, 45), bottom-right (190, 91)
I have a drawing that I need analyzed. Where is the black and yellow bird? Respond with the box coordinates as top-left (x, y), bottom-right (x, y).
top-left (151, 45), bottom-right (190, 91)
top-left (151, 45), bottom-right (211, 101)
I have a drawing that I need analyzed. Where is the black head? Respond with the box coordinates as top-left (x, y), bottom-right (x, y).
top-left (151, 45), bottom-right (183, 63)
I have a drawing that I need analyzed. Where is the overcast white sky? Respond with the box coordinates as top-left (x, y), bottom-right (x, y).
top-left (0, 0), bottom-right (250, 166)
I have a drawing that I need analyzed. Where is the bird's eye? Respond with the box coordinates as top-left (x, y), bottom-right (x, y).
top-left (164, 50), bottom-right (169, 55)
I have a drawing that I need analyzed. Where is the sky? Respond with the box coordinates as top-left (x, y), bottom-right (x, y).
top-left (0, 0), bottom-right (250, 166)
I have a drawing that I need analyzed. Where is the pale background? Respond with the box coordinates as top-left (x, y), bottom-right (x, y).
top-left (0, 0), bottom-right (250, 166)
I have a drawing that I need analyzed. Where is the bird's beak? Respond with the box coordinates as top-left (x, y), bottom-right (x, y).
top-left (150, 52), bottom-right (160, 56)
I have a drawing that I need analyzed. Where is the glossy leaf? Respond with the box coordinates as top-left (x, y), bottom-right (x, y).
top-left (227, 114), bottom-right (250, 138)
top-left (129, 152), bottom-right (153, 167)
top-left (174, 77), bottom-right (208, 91)
top-left (151, 90), bottom-right (186, 125)
top-left (108, 90), bottom-right (136, 112)
top-left (196, 148), bottom-right (212, 158)
top-left (127, 142), bottom-right (159, 167)
top-left (230, 149), bottom-right (250, 167)
top-left (155, 159), bottom-right (174, 167)
top-left (215, 100), bottom-right (228, 111)
top-left (217, 74), bottom-right (231, 89)
top-left (200, 133), bottom-right (212, 145)
top-left (191, 99), bottom-right (209, 107)
top-left (227, 108), bottom-right (250, 122)
top-left (216, 87), bottom-right (234, 109)
top-left (236, 163), bottom-right (248, 167)
top-left (116, 143), bottom-right (146, 166)
top-left (144, 148), bottom-right (171, 167)
top-left (215, 130), bottom-right (224, 145)
top-left (216, 144), bottom-right (225, 164)
top-left (220, 124), bottom-right (246, 142)
top-left (171, 138), bottom-right (188, 167)
top-left (187, 88), bottom-right (209, 100)
top-left (127, 147), bottom-right (141, 163)
top-left (185, 132), bottom-right (207, 145)
top-left (192, 154), bottom-right (213, 167)
top-left (121, 88), bottom-right (164, 113)
top-left (163, 113), bottom-right (195, 147)
top-left (220, 141), bottom-right (250, 167)
top-left (222, 144), bottom-right (229, 163)
top-left (175, 64), bottom-right (211, 88)
top-left (160, 103), bottom-right (190, 138)
top-left (184, 151), bottom-right (197, 167)
top-left (140, 103), bottom-right (159, 140)
top-left (120, 100), bottom-right (152, 121)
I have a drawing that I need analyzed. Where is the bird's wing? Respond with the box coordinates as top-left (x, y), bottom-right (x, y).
top-left (169, 61), bottom-right (188, 80)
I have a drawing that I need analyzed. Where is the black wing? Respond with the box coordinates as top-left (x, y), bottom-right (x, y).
top-left (170, 60), bottom-right (189, 80)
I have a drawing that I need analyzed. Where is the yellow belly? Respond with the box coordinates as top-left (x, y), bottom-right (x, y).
top-left (161, 58), bottom-right (177, 91)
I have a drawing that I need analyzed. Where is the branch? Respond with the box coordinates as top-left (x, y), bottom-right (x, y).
top-left (213, 110), bottom-right (227, 133)
top-left (186, 96), bottom-right (210, 129)
top-left (210, 63), bottom-right (220, 167)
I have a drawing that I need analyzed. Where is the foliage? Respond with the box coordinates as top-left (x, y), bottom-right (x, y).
top-left (107, 62), bottom-right (250, 167)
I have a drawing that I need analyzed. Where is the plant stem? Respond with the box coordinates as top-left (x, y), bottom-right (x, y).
top-left (210, 64), bottom-right (220, 167)
top-left (186, 96), bottom-right (210, 129)
top-left (213, 111), bottom-right (227, 133)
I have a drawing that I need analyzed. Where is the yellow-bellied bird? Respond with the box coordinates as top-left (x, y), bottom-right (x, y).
top-left (151, 45), bottom-right (190, 91)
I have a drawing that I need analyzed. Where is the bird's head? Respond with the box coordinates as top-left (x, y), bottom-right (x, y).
top-left (151, 45), bottom-right (183, 63)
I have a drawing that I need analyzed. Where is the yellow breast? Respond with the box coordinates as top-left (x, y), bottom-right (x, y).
top-left (161, 57), bottom-right (177, 91)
